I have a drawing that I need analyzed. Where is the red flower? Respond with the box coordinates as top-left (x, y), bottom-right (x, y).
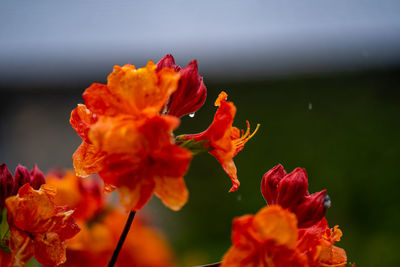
top-left (178, 92), bottom-right (259, 192)
top-left (261, 164), bottom-right (330, 228)
top-left (156, 54), bottom-right (207, 118)
top-left (221, 205), bottom-right (347, 267)
top-left (5, 184), bottom-right (80, 267)
top-left (71, 61), bottom-right (192, 211)
top-left (0, 163), bottom-right (45, 210)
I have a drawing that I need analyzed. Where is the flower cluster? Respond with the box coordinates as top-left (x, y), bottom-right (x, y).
top-left (46, 170), bottom-right (175, 267)
top-left (0, 54), bottom-right (351, 267)
top-left (0, 164), bottom-right (80, 267)
top-left (70, 55), bottom-right (257, 211)
top-left (220, 165), bottom-right (347, 267)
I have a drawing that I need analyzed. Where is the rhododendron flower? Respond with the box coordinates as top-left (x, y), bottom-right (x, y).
top-left (178, 91), bottom-right (259, 192)
top-left (46, 170), bottom-right (104, 221)
top-left (156, 54), bottom-right (207, 118)
top-left (0, 163), bottom-right (45, 210)
top-left (45, 170), bottom-right (175, 267)
top-left (71, 60), bottom-right (193, 211)
top-left (5, 184), bottom-right (80, 267)
top-left (261, 164), bottom-right (330, 228)
top-left (221, 205), bottom-right (347, 267)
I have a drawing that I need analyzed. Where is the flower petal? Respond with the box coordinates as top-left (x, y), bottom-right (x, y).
top-left (83, 83), bottom-right (123, 116)
top-left (73, 142), bottom-right (106, 177)
top-left (117, 178), bottom-right (156, 211)
top-left (154, 176), bottom-right (189, 211)
top-left (70, 104), bottom-right (97, 141)
top-left (107, 61), bottom-right (179, 117)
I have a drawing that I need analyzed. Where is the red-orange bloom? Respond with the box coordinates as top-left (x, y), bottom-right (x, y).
top-left (5, 184), bottom-right (80, 267)
top-left (179, 91), bottom-right (259, 192)
top-left (45, 170), bottom-right (176, 267)
top-left (46, 170), bottom-right (104, 221)
top-left (70, 60), bottom-right (192, 211)
top-left (221, 205), bottom-right (347, 267)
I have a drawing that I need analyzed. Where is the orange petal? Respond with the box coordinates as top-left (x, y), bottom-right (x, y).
top-left (70, 104), bottom-right (97, 141)
top-left (117, 178), bottom-right (156, 211)
top-left (9, 228), bottom-right (34, 267)
top-left (154, 176), bottom-right (189, 211)
top-left (221, 245), bottom-right (257, 267)
top-left (83, 82), bottom-right (123, 116)
top-left (73, 141), bottom-right (106, 177)
top-left (252, 205), bottom-right (298, 249)
top-left (33, 232), bottom-right (67, 267)
top-left (319, 245), bottom-right (347, 267)
top-left (107, 61), bottom-right (179, 117)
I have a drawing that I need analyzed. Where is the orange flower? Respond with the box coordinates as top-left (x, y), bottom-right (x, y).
top-left (46, 170), bottom-right (104, 221)
top-left (221, 205), bottom-right (347, 267)
top-left (70, 61), bottom-right (192, 211)
top-left (178, 91), bottom-right (259, 192)
top-left (5, 184), bottom-right (80, 267)
top-left (46, 171), bottom-right (176, 267)
top-left (63, 210), bottom-right (176, 267)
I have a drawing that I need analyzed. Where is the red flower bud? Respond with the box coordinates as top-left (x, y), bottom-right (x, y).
top-left (30, 164), bottom-right (46, 190)
top-left (276, 168), bottom-right (308, 209)
top-left (0, 163), bottom-right (14, 209)
top-left (294, 190), bottom-right (330, 228)
top-left (261, 164), bottom-right (287, 204)
top-left (13, 164), bottom-right (31, 195)
top-left (156, 54), bottom-right (207, 118)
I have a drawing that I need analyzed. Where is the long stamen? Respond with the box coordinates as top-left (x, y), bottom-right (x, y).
top-left (233, 121), bottom-right (260, 148)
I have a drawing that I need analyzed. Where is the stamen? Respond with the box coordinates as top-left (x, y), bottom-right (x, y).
top-left (233, 122), bottom-right (260, 148)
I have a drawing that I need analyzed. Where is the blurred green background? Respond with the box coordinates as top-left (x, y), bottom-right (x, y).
top-left (150, 70), bottom-right (400, 267)
top-left (1, 68), bottom-right (400, 267)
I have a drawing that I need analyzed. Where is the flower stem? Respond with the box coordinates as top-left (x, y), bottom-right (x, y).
top-left (107, 210), bottom-right (136, 267)
top-left (194, 262), bottom-right (221, 267)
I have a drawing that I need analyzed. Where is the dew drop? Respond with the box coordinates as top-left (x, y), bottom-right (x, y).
top-left (237, 195), bottom-right (242, 201)
top-left (308, 102), bottom-right (312, 110)
top-left (189, 112), bottom-right (195, 118)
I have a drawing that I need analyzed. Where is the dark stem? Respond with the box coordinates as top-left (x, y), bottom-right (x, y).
top-left (107, 210), bottom-right (136, 267)
top-left (194, 262), bottom-right (221, 267)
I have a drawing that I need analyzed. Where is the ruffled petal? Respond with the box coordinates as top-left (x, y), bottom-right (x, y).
top-left (252, 205), bottom-right (298, 249)
top-left (107, 61), bottom-right (179, 117)
top-left (83, 83), bottom-right (123, 116)
top-left (73, 142), bottom-right (106, 177)
top-left (117, 178), bottom-right (156, 211)
top-left (9, 228), bottom-right (34, 267)
top-left (33, 232), bottom-right (66, 267)
top-left (154, 176), bottom-right (189, 211)
top-left (70, 104), bottom-right (97, 141)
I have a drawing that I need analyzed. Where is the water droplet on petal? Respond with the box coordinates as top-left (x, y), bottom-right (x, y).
top-left (189, 112), bottom-right (195, 118)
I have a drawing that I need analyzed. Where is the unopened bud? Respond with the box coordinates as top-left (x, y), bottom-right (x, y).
top-left (30, 164), bottom-right (46, 190)
top-left (0, 163), bottom-right (14, 209)
top-left (294, 190), bottom-right (329, 228)
top-left (261, 164), bottom-right (287, 204)
top-left (13, 165), bottom-right (31, 195)
top-left (276, 168), bottom-right (308, 209)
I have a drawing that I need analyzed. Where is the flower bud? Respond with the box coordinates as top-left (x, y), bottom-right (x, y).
top-left (276, 168), bottom-right (308, 209)
top-left (156, 54), bottom-right (207, 118)
top-left (261, 164), bottom-right (287, 204)
top-left (294, 190), bottom-right (329, 228)
top-left (0, 163), bottom-right (14, 209)
top-left (30, 164), bottom-right (46, 190)
top-left (13, 165), bottom-right (31, 195)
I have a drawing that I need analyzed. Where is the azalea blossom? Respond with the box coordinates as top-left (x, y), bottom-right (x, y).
top-left (46, 170), bottom-right (176, 267)
top-left (71, 60), bottom-right (193, 211)
top-left (221, 205), bottom-right (347, 267)
top-left (178, 91), bottom-right (259, 192)
top-left (261, 164), bottom-right (330, 228)
top-left (5, 184), bottom-right (80, 267)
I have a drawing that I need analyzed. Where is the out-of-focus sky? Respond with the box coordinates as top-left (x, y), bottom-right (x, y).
top-left (1, 0), bottom-right (400, 86)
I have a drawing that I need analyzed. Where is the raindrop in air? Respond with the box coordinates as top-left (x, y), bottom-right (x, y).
top-left (237, 195), bottom-right (242, 201)
top-left (189, 112), bottom-right (195, 118)
top-left (308, 102), bottom-right (312, 110)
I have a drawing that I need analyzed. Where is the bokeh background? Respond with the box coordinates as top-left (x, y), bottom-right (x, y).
top-left (1, 1), bottom-right (400, 266)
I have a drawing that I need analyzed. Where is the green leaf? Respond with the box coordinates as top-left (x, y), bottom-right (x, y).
top-left (0, 208), bottom-right (10, 253)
